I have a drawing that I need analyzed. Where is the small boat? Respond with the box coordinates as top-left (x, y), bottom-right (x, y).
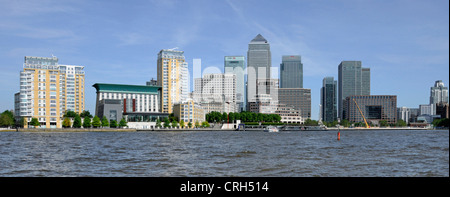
top-left (264, 126), bottom-right (279, 132)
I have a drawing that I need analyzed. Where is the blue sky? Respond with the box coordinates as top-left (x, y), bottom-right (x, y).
top-left (0, 0), bottom-right (448, 120)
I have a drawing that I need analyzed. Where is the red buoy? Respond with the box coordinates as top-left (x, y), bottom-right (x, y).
top-left (337, 131), bottom-right (340, 141)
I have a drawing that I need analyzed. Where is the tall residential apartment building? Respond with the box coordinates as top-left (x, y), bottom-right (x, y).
top-left (430, 80), bottom-right (449, 115)
top-left (320, 77), bottom-right (337, 122)
top-left (224, 56), bottom-right (246, 111)
top-left (157, 49), bottom-right (189, 114)
top-left (338, 61), bottom-right (370, 119)
top-left (16, 56), bottom-right (85, 128)
top-left (247, 34), bottom-right (271, 105)
top-left (280, 55), bottom-right (303, 88)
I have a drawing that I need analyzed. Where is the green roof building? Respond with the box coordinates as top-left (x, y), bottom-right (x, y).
top-left (93, 83), bottom-right (161, 119)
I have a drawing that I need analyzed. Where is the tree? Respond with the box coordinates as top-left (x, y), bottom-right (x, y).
top-left (168, 113), bottom-right (178, 122)
top-left (64, 110), bottom-right (77, 118)
top-left (101, 116), bottom-right (109, 127)
top-left (222, 112), bottom-right (228, 122)
top-left (72, 114), bottom-right (82, 128)
top-left (257, 113), bottom-right (263, 122)
top-left (171, 120), bottom-right (178, 128)
top-left (83, 116), bottom-right (91, 128)
top-left (119, 118), bottom-right (127, 128)
top-left (379, 120), bottom-right (389, 127)
top-left (0, 113), bottom-right (14, 127)
top-left (62, 117), bottom-right (71, 128)
top-left (195, 121), bottom-right (200, 128)
top-left (396, 119), bottom-right (407, 127)
top-left (188, 122), bottom-right (192, 128)
top-left (163, 117), bottom-right (170, 128)
top-left (92, 116), bottom-right (101, 128)
top-left (30, 118), bottom-right (40, 127)
top-left (179, 119), bottom-right (185, 128)
top-left (110, 120), bottom-right (117, 128)
top-left (80, 110), bottom-right (93, 118)
top-left (304, 119), bottom-right (318, 126)
top-left (156, 118), bottom-right (162, 128)
top-left (340, 119), bottom-right (350, 127)
top-left (201, 121), bottom-right (210, 128)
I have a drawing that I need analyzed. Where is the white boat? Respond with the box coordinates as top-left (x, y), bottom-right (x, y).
top-left (264, 126), bottom-right (279, 132)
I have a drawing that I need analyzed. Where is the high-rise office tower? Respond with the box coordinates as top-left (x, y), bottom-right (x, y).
top-left (430, 80), bottom-right (449, 115)
top-left (224, 56), bottom-right (245, 111)
top-left (16, 56), bottom-right (85, 128)
top-left (321, 77), bottom-right (337, 122)
top-left (247, 34), bottom-right (271, 105)
top-left (338, 61), bottom-right (370, 119)
top-left (157, 49), bottom-right (189, 114)
top-left (280, 55), bottom-right (303, 88)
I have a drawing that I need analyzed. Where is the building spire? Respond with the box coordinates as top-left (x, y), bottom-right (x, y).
top-left (250, 34), bottom-right (268, 43)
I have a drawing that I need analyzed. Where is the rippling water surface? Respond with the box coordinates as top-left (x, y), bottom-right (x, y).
top-left (0, 130), bottom-right (448, 177)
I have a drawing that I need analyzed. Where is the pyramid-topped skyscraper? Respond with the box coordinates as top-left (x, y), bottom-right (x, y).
top-left (247, 34), bottom-right (272, 108)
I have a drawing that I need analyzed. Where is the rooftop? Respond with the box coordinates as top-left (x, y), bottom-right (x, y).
top-left (93, 83), bottom-right (161, 94)
top-left (250, 34), bottom-right (268, 43)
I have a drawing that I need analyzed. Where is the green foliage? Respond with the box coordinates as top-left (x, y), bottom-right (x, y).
top-left (179, 120), bottom-right (185, 128)
top-left (30, 118), bottom-right (40, 127)
top-left (205, 111), bottom-right (282, 123)
top-left (62, 117), bottom-right (71, 128)
top-left (168, 113), bottom-right (178, 122)
top-left (171, 120), bottom-right (178, 128)
top-left (72, 114), bottom-right (82, 128)
top-left (64, 110), bottom-right (77, 118)
top-left (195, 121), bottom-right (200, 128)
top-left (0, 110), bottom-right (14, 127)
top-left (156, 118), bottom-right (162, 128)
top-left (80, 110), bottom-right (93, 118)
top-left (340, 119), bottom-right (350, 127)
top-left (163, 117), bottom-right (170, 128)
top-left (433, 118), bottom-right (449, 128)
top-left (188, 122), bottom-right (192, 128)
top-left (303, 119), bottom-right (318, 126)
top-left (379, 120), bottom-right (389, 127)
top-left (396, 119), bottom-right (407, 127)
top-left (323, 120), bottom-right (338, 127)
top-left (101, 116), bottom-right (109, 127)
top-left (92, 116), bottom-right (101, 128)
top-left (119, 118), bottom-right (127, 127)
top-left (83, 116), bottom-right (91, 128)
top-left (110, 120), bottom-right (118, 128)
top-left (201, 121), bottom-right (210, 128)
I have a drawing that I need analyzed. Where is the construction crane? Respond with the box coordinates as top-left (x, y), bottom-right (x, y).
top-left (353, 98), bottom-right (370, 128)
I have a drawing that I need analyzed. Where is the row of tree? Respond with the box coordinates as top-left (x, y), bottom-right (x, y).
top-left (62, 115), bottom-right (127, 128)
top-left (205, 111), bottom-right (282, 123)
top-left (155, 117), bottom-right (210, 128)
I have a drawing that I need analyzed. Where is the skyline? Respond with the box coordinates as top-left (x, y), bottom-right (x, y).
top-left (0, 0), bottom-right (449, 119)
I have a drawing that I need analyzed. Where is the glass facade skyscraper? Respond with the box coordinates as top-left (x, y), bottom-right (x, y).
top-left (321, 77), bottom-right (337, 122)
top-left (338, 61), bottom-right (370, 119)
top-left (224, 56), bottom-right (246, 111)
top-left (247, 34), bottom-right (271, 105)
top-left (280, 55), bottom-right (303, 88)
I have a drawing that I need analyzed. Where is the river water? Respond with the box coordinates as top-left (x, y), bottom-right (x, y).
top-left (0, 130), bottom-right (448, 177)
